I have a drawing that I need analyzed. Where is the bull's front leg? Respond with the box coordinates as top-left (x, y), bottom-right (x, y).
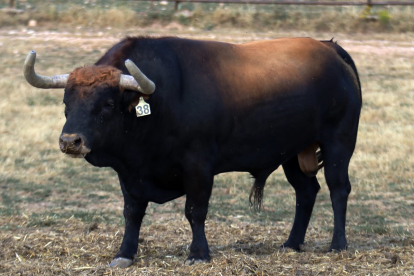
top-left (183, 154), bottom-right (214, 265)
top-left (110, 179), bottom-right (148, 268)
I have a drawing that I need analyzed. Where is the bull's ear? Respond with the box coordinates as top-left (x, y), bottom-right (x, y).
top-left (122, 90), bottom-right (149, 112)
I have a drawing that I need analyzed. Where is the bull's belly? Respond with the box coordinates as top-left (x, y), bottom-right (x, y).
top-left (213, 105), bottom-right (320, 174)
top-left (214, 132), bottom-right (316, 174)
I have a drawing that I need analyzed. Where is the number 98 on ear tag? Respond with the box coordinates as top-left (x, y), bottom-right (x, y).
top-left (135, 97), bottom-right (151, 117)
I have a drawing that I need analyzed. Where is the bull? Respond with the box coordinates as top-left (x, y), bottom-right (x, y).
top-left (23, 36), bottom-right (361, 267)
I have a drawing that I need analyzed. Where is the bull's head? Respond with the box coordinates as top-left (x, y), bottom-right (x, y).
top-left (23, 51), bottom-right (155, 158)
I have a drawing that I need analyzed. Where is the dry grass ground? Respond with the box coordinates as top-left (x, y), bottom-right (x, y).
top-left (0, 26), bottom-right (414, 275)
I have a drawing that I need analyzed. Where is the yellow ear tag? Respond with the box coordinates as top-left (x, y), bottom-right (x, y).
top-left (135, 97), bottom-right (151, 117)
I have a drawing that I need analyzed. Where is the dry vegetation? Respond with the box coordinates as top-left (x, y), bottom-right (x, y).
top-left (0, 16), bottom-right (414, 276)
top-left (0, 0), bottom-right (414, 32)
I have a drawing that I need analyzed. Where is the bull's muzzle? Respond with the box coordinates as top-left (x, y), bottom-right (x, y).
top-left (59, 133), bottom-right (91, 158)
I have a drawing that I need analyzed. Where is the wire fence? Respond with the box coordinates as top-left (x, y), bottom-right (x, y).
top-left (7, 0), bottom-right (414, 7)
top-left (6, 0), bottom-right (414, 10)
top-left (145, 0), bottom-right (414, 5)
top-left (132, 0), bottom-right (414, 11)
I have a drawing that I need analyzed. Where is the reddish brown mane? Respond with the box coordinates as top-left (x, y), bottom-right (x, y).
top-left (67, 65), bottom-right (122, 96)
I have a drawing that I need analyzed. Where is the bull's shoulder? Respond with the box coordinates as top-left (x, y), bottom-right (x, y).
top-left (95, 36), bottom-right (182, 68)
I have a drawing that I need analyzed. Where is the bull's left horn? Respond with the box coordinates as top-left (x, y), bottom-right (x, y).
top-left (23, 51), bottom-right (68, 89)
top-left (119, 59), bottom-right (155, 95)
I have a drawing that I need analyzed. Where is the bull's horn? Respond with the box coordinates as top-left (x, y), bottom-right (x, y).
top-left (119, 59), bottom-right (155, 94)
top-left (23, 51), bottom-right (68, 89)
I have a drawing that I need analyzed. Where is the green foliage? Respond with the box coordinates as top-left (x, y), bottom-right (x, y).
top-left (177, 14), bottom-right (191, 26)
top-left (378, 9), bottom-right (392, 25)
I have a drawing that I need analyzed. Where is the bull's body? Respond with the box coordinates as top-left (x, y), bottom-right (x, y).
top-left (25, 36), bottom-right (361, 267)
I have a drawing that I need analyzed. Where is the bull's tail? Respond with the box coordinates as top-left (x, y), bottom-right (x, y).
top-left (249, 173), bottom-right (268, 212)
top-left (303, 39), bottom-right (360, 179)
top-left (249, 147), bottom-right (324, 211)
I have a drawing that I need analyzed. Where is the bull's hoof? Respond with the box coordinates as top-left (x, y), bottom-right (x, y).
top-left (185, 258), bottom-right (209, 266)
top-left (281, 242), bottom-right (301, 251)
top-left (328, 244), bottom-right (348, 252)
top-left (109, 257), bottom-right (133, 268)
top-left (328, 237), bottom-right (348, 252)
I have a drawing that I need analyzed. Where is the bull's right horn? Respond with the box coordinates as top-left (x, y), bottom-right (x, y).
top-left (119, 59), bottom-right (155, 95)
top-left (24, 51), bottom-right (68, 89)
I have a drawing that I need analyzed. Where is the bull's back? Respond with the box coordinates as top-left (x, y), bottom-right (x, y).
top-left (213, 38), bottom-right (346, 106)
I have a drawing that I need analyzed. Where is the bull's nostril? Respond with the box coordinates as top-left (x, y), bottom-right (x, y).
top-left (59, 137), bottom-right (66, 147)
top-left (73, 137), bottom-right (82, 147)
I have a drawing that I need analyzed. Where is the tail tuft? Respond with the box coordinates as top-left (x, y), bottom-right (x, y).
top-left (249, 183), bottom-right (264, 212)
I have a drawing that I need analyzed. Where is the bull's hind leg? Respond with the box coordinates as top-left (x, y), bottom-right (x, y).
top-left (282, 157), bottom-right (321, 250)
top-left (322, 140), bottom-right (354, 251)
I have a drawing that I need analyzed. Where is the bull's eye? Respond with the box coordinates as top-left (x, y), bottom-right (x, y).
top-left (102, 100), bottom-right (114, 112)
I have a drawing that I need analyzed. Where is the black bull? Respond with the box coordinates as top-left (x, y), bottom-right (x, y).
top-left (25, 37), bottom-right (361, 267)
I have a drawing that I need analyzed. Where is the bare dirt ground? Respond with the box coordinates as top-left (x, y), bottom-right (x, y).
top-left (0, 26), bottom-right (414, 275)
